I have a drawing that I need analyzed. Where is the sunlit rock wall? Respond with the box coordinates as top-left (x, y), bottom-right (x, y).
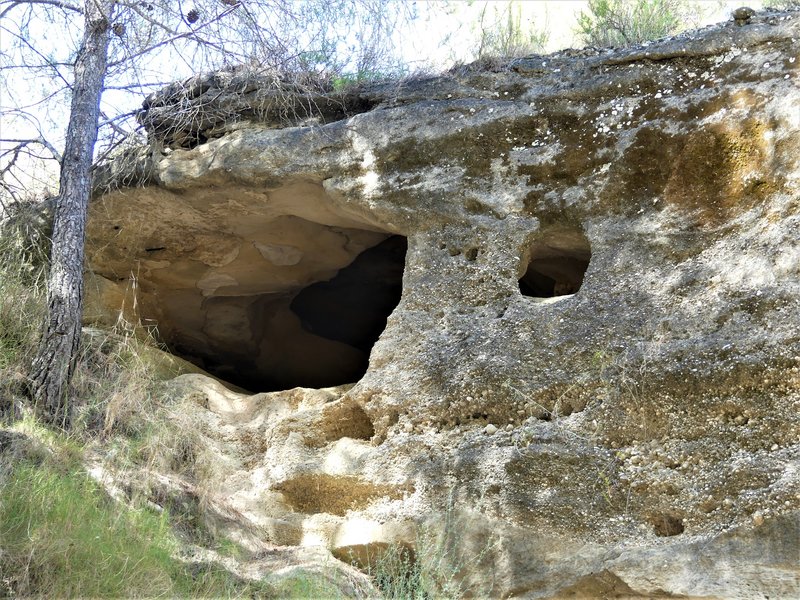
top-left (88, 10), bottom-right (800, 599)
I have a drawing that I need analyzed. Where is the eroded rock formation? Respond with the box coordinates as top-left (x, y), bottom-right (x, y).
top-left (87, 9), bottom-right (800, 598)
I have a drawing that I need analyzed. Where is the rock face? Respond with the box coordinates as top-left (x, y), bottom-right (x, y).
top-left (88, 10), bottom-right (800, 598)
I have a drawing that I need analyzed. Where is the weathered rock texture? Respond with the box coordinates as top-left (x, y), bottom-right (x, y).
top-left (88, 10), bottom-right (800, 598)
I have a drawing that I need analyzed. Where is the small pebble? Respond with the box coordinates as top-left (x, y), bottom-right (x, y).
top-left (771, 443), bottom-right (779, 451)
top-left (403, 422), bottom-right (413, 433)
top-left (752, 511), bottom-right (765, 526)
top-left (484, 424), bottom-right (498, 435)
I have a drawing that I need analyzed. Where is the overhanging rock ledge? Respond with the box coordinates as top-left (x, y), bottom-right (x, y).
top-left (88, 9), bottom-right (800, 599)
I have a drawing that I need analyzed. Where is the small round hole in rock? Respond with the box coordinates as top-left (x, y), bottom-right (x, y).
top-left (649, 513), bottom-right (685, 537)
top-left (519, 227), bottom-right (591, 298)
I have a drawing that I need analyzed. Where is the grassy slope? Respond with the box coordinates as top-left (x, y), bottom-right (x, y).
top-left (0, 206), bottom-right (344, 599)
top-left (0, 432), bottom-right (249, 598)
top-left (0, 201), bottom-right (465, 599)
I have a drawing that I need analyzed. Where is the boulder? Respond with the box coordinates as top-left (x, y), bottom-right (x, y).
top-left (88, 10), bottom-right (800, 598)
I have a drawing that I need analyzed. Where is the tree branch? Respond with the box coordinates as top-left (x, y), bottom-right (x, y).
top-left (0, 0), bottom-right (82, 20)
top-left (0, 137), bottom-right (63, 162)
top-left (0, 23), bottom-right (73, 87)
top-left (114, 0), bottom-right (179, 36)
top-left (98, 109), bottom-right (138, 137)
top-left (2, 83), bottom-right (72, 113)
top-left (0, 61), bottom-right (75, 69)
top-left (107, 3), bottom-right (241, 68)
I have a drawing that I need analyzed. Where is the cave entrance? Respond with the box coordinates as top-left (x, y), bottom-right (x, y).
top-left (519, 227), bottom-right (590, 298)
top-left (289, 236), bottom-right (406, 355)
top-left (169, 235), bottom-right (407, 393)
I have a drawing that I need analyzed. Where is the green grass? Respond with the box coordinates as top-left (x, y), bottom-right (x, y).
top-left (1, 461), bottom-right (172, 597)
top-left (0, 418), bottom-right (362, 599)
top-left (0, 437), bottom-right (266, 598)
top-left (0, 200), bottom-right (367, 599)
top-left (371, 544), bottom-right (427, 599)
top-left (267, 571), bottom-right (350, 599)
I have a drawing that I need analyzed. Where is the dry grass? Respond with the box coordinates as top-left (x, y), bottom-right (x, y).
top-left (0, 198), bottom-right (49, 421)
top-left (0, 199), bottom-right (266, 597)
top-left (0, 417), bottom-right (274, 598)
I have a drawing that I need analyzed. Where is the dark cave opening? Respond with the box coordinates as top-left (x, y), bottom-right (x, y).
top-left (175, 235), bottom-right (407, 393)
top-left (519, 228), bottom-right (591, 298)
top-left (289, 236), bottom-right (407, 354)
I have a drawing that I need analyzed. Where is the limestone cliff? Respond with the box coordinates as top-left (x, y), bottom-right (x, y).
top-left (87, 9), bottom-right (800, 598)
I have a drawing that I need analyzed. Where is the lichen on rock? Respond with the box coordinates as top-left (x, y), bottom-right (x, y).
top-left (87, 8), bottom-right (800, 598)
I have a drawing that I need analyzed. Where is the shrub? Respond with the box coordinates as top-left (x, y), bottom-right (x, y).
top-left (577, 0), bottom-right (691, 47)
top-left (0, 199), bottom-right (49, 420)
top-left (362, 505), bottom-right (496, 599)
top-left (474, 1), bottom-right (548, 60)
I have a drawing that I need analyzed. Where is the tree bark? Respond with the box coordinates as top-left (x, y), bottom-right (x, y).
top-left (29, 0), bottom-right (114, 428)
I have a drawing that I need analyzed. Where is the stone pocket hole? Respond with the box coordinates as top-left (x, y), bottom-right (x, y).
top-left (304, 400), bottom-right (375, 447)
top-left (519, 227), bottom-right (591, 298)
top-left (648, 512), bottom-right (685, 537)
top-left (275, 474), bottom-right (409, 516)
top-left (334, 542), bottom-right (417, 574)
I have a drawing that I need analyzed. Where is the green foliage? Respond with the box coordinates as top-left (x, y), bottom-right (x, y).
top-left (266, 571), bottom-right (349, 599)
top-left (577, 0), bottom-right (687, 47)
top-left (361, 507), bottom-right (496, 599)
top-left (329, 69), bottom-right (399, 91)
top-left (474, 1), bottom-right (548, 60)
top-left (371, 544), bottom-right (427, 599)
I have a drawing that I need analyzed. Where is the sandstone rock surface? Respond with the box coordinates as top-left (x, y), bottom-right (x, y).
top-left (88, 10), bottom-right (800, 598)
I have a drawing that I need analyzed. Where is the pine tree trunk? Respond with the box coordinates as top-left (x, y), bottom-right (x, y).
top-left (29, 0), bottom-right (114, 428)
